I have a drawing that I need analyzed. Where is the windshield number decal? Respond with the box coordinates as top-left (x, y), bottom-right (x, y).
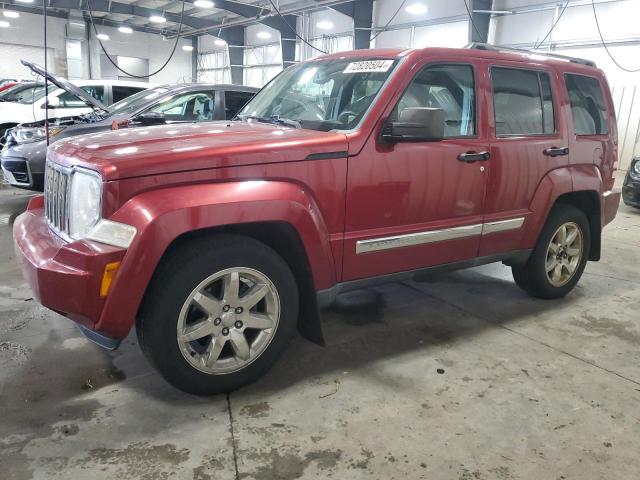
top-left (343, 60), bottom-right (394, 74)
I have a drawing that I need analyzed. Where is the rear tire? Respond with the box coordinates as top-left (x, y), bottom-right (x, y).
top-left (512, 204), bottom-right (590, 299)
top-left (137, 234), bottom-right (299, 395)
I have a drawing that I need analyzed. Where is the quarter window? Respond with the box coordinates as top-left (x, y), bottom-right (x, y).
top-left (395, 64), bottom-right (476, 138)
top-left (565, 74), bottom-right (608, 135)
top-left (491, 67), bottom-right (556, 136)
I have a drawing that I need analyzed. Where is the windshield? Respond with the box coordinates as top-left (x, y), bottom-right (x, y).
top-left (109, 87), bottom-right (170, 115)
top-left (0, 84), bottom-right (47, 103)
top-left (237, 58), bottom-right (399, 131)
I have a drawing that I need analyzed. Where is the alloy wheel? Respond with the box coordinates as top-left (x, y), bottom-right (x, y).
top-left (176, 267), bottom-right (280, 375)
top-left (545, 222), bottom-right (583, 287)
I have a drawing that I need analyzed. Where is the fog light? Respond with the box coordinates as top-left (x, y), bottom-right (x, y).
top-left (100, 261), bottom-right (121, 297)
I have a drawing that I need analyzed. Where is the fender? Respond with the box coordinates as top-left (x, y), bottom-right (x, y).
top-left (524, 164), bottom-right (602, 250)
top-left (94, 180), bottom-right (337, 339)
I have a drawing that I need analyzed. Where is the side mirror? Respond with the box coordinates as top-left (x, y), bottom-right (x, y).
top-left (42, 97), bottom-right (60, 109)
top-left (131, 111), bottom-right (166, 126)
top-left (381, 107), bottom-right (445, 143)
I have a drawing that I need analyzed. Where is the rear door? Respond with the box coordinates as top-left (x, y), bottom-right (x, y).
top-left (479, 64), bottom-right (569, 257)
top-left (342, 62), bottom-right (490, 281)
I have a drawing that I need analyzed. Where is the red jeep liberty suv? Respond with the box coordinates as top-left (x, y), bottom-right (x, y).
top-left (14, 45), bottom-right (621, 394)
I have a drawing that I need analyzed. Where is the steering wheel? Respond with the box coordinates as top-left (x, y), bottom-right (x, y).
top-left (276, 97), bottom-right (325, 120)
top-left (337, 110), bottom-right (358, 124)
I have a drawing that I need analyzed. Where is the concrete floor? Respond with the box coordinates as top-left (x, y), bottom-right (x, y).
top-left (1, 186), bottom-right (639, 480)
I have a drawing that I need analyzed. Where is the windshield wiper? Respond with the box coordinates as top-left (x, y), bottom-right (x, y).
top-left (242, 115), bottom-right (301, 129)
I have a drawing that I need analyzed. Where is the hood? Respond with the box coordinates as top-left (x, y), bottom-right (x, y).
top-left (21, 60), bottom-right (106, 111)
top-left (48, 121), bottom-right (349, 180)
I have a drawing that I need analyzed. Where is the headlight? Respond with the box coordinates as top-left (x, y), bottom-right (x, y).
top-left (68, 169), bottom-right (102, 239)
top-left (12, 126), bottom-right (63, 144)
top-left (66, 167), bottom-right (137, 248)
top-left (632, 158), bottom-right (640, 179)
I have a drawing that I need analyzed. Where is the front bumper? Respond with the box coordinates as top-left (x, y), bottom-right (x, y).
top-left (622, 177), bottom-right (640, 208)
top-left (1, 141), bottom-right (47, 190)
top-left (13, 197), bottom-right (126, 346)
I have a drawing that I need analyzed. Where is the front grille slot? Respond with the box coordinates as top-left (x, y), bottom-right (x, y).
top-left (44, 163), bottom-right (71, 236)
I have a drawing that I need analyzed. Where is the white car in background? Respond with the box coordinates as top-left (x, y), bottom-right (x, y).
top-left (0, 62), bottom-right (150, 140)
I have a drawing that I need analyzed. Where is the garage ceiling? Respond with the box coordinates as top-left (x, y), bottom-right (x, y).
top-left (0, 0), bottom-right (326, 36)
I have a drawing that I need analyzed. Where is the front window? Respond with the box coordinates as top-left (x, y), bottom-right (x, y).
top-left (147, 91), bottom-right (216, 122)
top-left (237, 58), bottom-right (399, 131)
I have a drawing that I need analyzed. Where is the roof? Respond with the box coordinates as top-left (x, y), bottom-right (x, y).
top-left (316, 45), bottom-right (599, 72)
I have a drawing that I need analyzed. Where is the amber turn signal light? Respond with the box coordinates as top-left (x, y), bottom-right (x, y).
top-left (100, 261), bottom-right (121, 297)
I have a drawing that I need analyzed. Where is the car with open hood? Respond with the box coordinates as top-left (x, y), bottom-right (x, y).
top-left (0, 60), bottom-right (148, 143)
top-left (2, 81), bottom-right (258, 189)
top-left (13, 45), bottom-right (621, 395)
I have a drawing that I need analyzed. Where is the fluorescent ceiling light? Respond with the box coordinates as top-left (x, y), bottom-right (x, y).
top-left (182, 45), bottom-right (194, 51)
top-left (15, 0), bottom-right (34, 3)
top-left (214, 38), bottom-right (226, 46)
top-left (118, 26), bottom-right (133, 34)
top-left (473, 9), bottom-right (514, 14)
top-left (97, 33), bottom-right (109, 40)
top-left (316, 20), bottom-right (334, 30)
top-left (149, 15), bottom-right (167, 23)
top-left (3, 11), bottom-right (19, 18)
top-left (194, 0), bottom-right (214, 8)
top-left (405, 3), bottom-right (428, 15)
top-left (256, 31), bottom-right (272, 40)
top-left (0, 20), bottom-right (10, 28)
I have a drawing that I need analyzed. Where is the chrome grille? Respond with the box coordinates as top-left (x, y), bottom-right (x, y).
top-left (44, 162), bottom-right (71, 235)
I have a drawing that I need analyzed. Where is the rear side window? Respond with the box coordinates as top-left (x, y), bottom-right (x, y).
top-left (565, 74), bottom-right (608, 135)
top-left (395, 64), bottom-right (476, 138)
top-left (58, 85), bottom-right (105, 108)
top-left (491, 67), bottom-right (556, 136)
top-left (224, 91), bottom-right (254, 119)
top-left (112, 86), bottom-right (146, 104)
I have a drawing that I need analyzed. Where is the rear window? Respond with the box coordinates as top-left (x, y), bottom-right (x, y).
top-left (565, 74), bottom-right (609, 135)
top-left (491, 67), bottom-right (556, 136)
top-left (112, 85), bottom-right (146, 104)
top-left (224, 91), bottom-right (254, 119)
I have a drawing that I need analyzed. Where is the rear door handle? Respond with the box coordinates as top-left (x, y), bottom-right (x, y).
top-left (458, 151), bottom-right (490, 163)
top-left (543, 147), bottom-right (569, 157)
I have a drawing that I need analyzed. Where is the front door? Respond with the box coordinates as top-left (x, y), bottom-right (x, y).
top-left (342, 63), bottom-right (489, 281)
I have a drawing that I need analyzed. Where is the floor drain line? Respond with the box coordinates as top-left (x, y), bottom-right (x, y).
top-left (227, 392), bottom-right (240, 480)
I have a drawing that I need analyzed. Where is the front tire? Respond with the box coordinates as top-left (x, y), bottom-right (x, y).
top-left (137, 234), bottom-right (299, 395)
top-left (512, 204), bottom-right (590, 299)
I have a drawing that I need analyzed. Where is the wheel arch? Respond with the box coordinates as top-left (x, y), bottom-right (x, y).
top-left (96, 180), bottom-right (335, 341)
top-left (154, 221), bottom-right (325, 345)
top-left (526, 166), bottom-right (602, 262)
top-left (554, 190), bottom-right (601, 261)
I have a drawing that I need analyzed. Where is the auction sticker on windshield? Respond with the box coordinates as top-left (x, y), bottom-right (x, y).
top-left (344, 60), bottom-right (394, 74)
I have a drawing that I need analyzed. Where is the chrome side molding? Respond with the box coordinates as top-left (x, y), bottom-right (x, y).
top-left (356, 217), bottom-right (525, 254)
top-left (481, 217), bottom-right (525, 235)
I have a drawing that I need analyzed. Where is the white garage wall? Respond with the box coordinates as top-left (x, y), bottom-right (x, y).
top-left (0, 12), bottom-right (67, 78)
top-left (373, 0), bottom-right (469, 48)
top-left (88, 26), bottom-right (193, 84)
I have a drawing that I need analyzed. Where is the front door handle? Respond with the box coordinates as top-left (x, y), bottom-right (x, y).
top-left (458, 151), bottom-right (490, 163)
top-left (543, 146), bottom-right (569, 157)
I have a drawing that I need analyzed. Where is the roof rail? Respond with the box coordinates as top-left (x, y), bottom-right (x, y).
top-left (465, 43), bottom-right (597, 67)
